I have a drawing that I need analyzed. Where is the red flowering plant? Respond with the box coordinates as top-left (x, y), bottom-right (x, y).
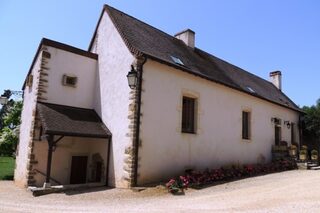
top-left (165, 178), bottom-right (180, 193)
top-left (244, 165), bottom-right (255, 176)
top-left (166, 175), bottom-right (191, 193)
top-left (165, 159), bottom-right (297, 194)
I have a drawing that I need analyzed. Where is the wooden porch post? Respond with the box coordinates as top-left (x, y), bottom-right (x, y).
top-left (44, 134), bottom-right (54, 188)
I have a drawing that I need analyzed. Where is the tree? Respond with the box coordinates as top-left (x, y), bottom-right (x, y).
top-left (0, 90), bottom-right (13, 129)
top-left (0, 90), bottom-right (22, 156)
top-left (302, 99), bottom-right (320, 149)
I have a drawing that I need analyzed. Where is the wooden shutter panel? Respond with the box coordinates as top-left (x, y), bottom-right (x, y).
top-left (182, 97), bottom-right (195, 133)
top-left (242, 111), bottom-right (250, 139)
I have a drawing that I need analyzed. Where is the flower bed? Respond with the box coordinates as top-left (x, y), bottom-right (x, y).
top-left (166, 159), bottom-right (297, 194)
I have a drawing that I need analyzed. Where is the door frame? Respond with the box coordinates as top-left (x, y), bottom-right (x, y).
top-left (275, 125), bottom-right (282, 145)
top-left (69, 154), bottom-right (89, 184)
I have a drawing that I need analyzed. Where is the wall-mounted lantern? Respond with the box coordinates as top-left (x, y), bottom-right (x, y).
top-left (271, 117), bottom-right (281, 125)
top-left (126, 65), bottom-right (138, 89)
top-left (0, 96), bottom-right (8, 105)
top-left (284, 120), bottom-right (291, 129)
top-left (0, 90), bottom-right (22, 105)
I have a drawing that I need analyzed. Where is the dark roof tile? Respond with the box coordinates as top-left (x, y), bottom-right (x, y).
top-left (103, 5), bottom-right (301, 112)
top-left (37, 102), bottom-right (111, 138)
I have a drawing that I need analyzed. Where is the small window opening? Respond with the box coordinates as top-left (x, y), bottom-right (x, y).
top-left (27, 74), bottom-right (33, 87)
top-left (62, 75), bottom-right (77, 87)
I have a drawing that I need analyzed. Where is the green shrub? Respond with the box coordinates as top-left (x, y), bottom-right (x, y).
top-left (0, 157), bottom-right (15, 180)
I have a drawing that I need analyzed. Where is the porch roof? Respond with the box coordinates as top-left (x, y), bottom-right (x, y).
top-left (37, 102), bottom-right (111, 138)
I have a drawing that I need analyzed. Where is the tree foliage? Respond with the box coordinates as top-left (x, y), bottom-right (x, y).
top-left (0, 90), bottom-right (13, 129)
top-left (3, 101), bottom-right (22, 128)
top-left (302, 99), bottom-right (320, 145)
top-left (0, 90), bottom-right (22, 156)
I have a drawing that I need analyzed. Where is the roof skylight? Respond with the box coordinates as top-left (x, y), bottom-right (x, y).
top-left (170, 56), bottom-right (184, 66)
top-left (246, 86), bottom-right (255, 93)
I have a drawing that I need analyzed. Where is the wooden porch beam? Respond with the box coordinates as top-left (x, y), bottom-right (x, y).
top-left (44, 134), bottom-right (65, 188)
top-left (44, 134), bottom-right (54, 188)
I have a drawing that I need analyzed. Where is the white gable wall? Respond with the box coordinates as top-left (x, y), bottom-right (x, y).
top-left (90, 12), bottom-right (135, 187)
top-left (14, 52), bottom-right (42, 187)
top-left (15, 46), bottom-right (98, 187)
top-left (138, 60), bottom-right (300, 184)
top-left (41, 46), bottom-right (97, 108)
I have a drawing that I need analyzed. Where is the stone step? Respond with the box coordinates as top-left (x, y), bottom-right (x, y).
top-left (310, 166), bottom-right (320, 170)
top-left (297, 162), bottom-right (308, 170)
top-left (27, 179), bottom-right (36, 186)
top-left (131, 187), bottom-right (147, 192)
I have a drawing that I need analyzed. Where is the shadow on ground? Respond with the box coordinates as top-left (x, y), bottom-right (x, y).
top-left (63, 186), bottom-right (113, 196)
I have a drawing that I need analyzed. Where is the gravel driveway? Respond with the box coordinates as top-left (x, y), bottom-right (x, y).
top-left (1, 170), bottom-right (320, 212)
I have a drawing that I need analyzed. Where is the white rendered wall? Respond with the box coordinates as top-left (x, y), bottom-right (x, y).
top-left (14, 53), bottom-right (41, 187)
top-left (138, 60), bottom-right (300, 184)
top-left (90, 12), bottom-right (135, 187)
top-left (32, 137), bottom-right (108, 186)
top-left (41, 46), bottom-right (97, 109)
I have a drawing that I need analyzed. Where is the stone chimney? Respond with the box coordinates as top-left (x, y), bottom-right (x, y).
top-left (269, 71), bottom-right (282, 90)
top-left (174, 29), bottom-right (195, 49)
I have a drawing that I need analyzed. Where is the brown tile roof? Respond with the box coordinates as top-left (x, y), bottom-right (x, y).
top-left (37, 102), bottom-right (111, 138)
top-left (95, 5), bottom-right (301, 112)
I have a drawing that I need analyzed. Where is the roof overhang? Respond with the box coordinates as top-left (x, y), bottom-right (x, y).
top-left (37, 102), bottom-right (111, 139)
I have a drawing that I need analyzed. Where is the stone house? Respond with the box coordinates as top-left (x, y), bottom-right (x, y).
top-left (14, 5), bottom-right (302, 188)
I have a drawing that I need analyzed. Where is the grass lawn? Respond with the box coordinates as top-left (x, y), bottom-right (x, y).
top-left (0, 156), bottom-right (15, 180)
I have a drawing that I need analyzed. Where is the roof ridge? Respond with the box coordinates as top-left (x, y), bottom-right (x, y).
top-left (104, 4), bottom-right (190, 51)
top-left (104, 5), bottom-right (173, 39)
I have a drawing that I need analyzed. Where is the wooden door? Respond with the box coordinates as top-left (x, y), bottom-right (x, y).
top-left (70, 156), bottom-right (88, 184)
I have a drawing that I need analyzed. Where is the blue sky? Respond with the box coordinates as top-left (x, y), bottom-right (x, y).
top-left (0, 0), bottom-right (319, 107)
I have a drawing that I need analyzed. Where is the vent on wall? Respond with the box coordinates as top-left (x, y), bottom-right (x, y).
top-left (62, 75), bottom-right (77, 87)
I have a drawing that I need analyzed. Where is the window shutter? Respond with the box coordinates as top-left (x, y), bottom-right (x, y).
top-left (242, 111), bottom-right (250, 140)
top-left (182, 97), bottom-right (196, 133)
